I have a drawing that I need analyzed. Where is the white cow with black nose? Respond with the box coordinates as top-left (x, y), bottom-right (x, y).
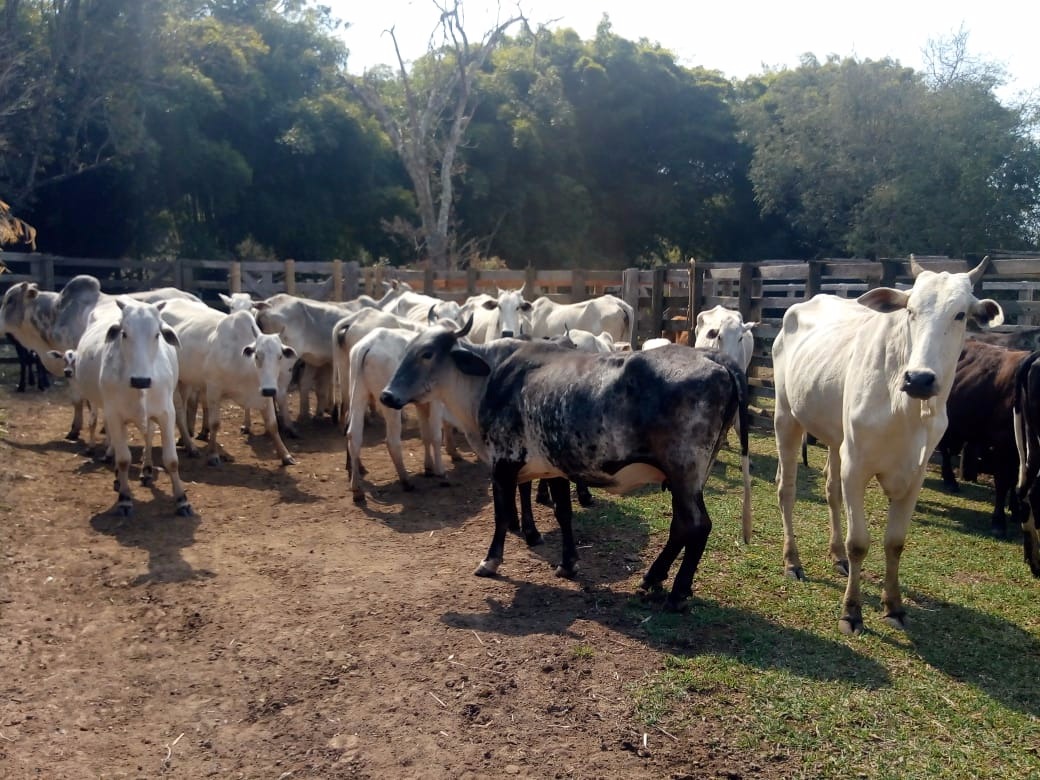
top-left (75, 298), bottom-right (192, 517)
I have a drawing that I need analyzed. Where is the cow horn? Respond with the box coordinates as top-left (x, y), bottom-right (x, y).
top-left (456, 313), bottom-right (474, 338)
top-left (427, 303), bottom-right (438, 324)
top-left (909, 254), bottom-right (926, 278)
top-left (968, 255), bottom-right (990, 286)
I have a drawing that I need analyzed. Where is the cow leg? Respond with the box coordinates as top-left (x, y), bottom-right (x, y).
top-left (575, 478), bottom-right (594, 508)
top-left (384, 410), bottom-right (412, 492)
top-left (158, 409), bottom-right (193, 517)
top-left (514, 482), bottom-right (543, 546)
top-left (774, 409), bottom-right (805, 579)
top-left (477, 461), bottom-right (521, 576)
top-left (535, 479), bottom-right (553, 507)
top-left (443, 422), bottom-right (463, 462)
top-left (204, 388), bottom-right (227, 466)
top-left (241, 405), bottom-right (253, 435)
top-left (838, 468), bottom-right (871, 635)
top-left (991, 463), bottom-right (1015, 538)
top-left (34, 354), bottom-right (49, 390)
top-left (346, 398), bottom-right (367, 504)
top-left (939, 444), bottom-right (959, 492)
top-left (15, 348), bottom-right (28, 392)
top-left (66, 399), bottom-right (85, 440)
top-left (416, 402), bottom-right (445, 480)
top-left (260, 398), bottom-right (295, 467)
top-left (548, 477), bottom-right (578, 578)
top-left (140, 420), bottom-right (157, 486)
top-left (825, 446), bottom-right (848, 575)
top-left (1023, 494), bottom-right (1040, 578)
top-left (174, 387), bottom-right (201, 457)
top-left (877, 485), bottom-right (921, 631)
top-left (109, 421), bottom-right (134, 516)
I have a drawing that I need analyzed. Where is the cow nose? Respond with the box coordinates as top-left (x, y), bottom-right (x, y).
top-left (261, 387), bottom-right (277, 398)
top-left (380, 390), bottom-right (404, 410)
top-left (501, 330), bottom-right (514, 338)
top-left (901, 370), bottom-right (937, 399)
top-left (130, 377), bottom-right (152, 389)
top-left (63, 369), bottom-right (74, 378)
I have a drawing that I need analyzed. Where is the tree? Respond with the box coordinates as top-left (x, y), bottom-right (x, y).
top-left (345, 0), bottom-right (528, 269)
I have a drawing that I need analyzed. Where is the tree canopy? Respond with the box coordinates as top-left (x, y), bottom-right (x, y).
top-left (0, 1), bottom-right (1036, 267)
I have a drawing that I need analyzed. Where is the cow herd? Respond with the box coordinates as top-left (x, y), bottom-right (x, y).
top-left (1, 260), bottom-right (1038, 636)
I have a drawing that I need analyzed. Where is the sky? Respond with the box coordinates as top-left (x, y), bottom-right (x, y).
top-left (325, 0), bottom-right (1038, 103)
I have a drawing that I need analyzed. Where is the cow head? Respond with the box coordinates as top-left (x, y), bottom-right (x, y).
top-left (380, 315), bottom-right (488, 410)
top-left (105, 299), bottom-right (180, 389)
top-left (243, 333), bottom-right (297, 398)
top-left (47, 349), bottom-right (77, 378)
top-left (220, 292), bottom-right (255, 313)
top-left (0, 281), bottom-right (38, 335)
top-left (857, 257), bottom-right (1003, 400)
top-left (695, 305), bottom-right (757, 365)
top-left (486, 287), bottom-right (533, 338)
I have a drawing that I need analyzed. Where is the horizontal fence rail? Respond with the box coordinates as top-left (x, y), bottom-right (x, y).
top-left (3, 252), bottom-right (1040, 427)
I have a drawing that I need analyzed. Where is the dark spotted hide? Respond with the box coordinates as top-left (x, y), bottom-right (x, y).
top-left (380, 317), bottom-right (751, 612)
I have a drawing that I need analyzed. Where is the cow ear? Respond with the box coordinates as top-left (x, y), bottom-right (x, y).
top-left (282, 345), bottom-right (297, 359)
top-left (243, 344), bottom-right (256, 358)
top-left (47, 350), bottom-right (62, 360)
top-left (253, 300), bottom-right (270, 311)
top-left (155, 300), bottom-right (168, 312)
top-left (857, 287), bottom-right (909, 313)
top-left (450, 345), bottom-right (491, 377)
top-left (970, 299), bottom-right (1005, 327)
top-left (219, 293), bottom-right (232, 308)
top-left (105, 324), bottom-right (121, 342)
top-left (161, 326), bottom-right (180, 347)
top-left (481, 299), bottom-right (498, 310)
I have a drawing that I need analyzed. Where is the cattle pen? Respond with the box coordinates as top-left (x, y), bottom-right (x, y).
top-left (3, 250), bottom-right (1040, 428)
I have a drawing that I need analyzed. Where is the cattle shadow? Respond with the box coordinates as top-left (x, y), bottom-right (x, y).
top-left (441, 578), bottom-right (891, 689)
top-left (90, 499), bottom-right (215, 586)
top-left (900, 590), bottom-right (1040, 717)
top-left (178, 457), bottom-right (324, 503)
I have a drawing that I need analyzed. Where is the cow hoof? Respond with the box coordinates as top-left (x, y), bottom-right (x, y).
top-left (115, 503), bottom-right (134, 517)
top-left (838, 615), bottom-right (864, 636)
top-left (535, 494), bottom-right (554, 508)
top-left (638, 581), bottom-right (667, 601)
top-left (989, 523), bottom-right (1007, 539)
top-left (65, 430), bottom-right (81, 441)
top-left (577, 493), bottom-right (595, 508)
top-left (282, 455), bottom-right (297, 466)
top-left (184, 447), bottom-right (200, 458)
top-left (196, 431), bottom-right (210, 442)
top-left (943, 480), bottom-right (960, 494)
top-left (239, 426), bottom-right (251, 435)
top-left (283, 427), bottom-right (300, 440)
top-left (474, 559), bottom-right (501, 577)
top-left (140, 473), bottom-right (154, 487)
top-left (554, 562), bottom-right (578, 579)
top-left (112, 479), bottom-right (120, 492)
top-left (834, 559), bottom-right (850, 577)
top-left (401, 481), bottom-right (415, 492)
top-left (206, 455), bottom-right (222, 467)
top-left (450, 453), bottom-right (465, 463)
top-left (175, 502), bottom-right (194, 517)
top-left (524, 531), bottom-right (544, 547)
top-left (784, 565), bottom-right (806, 581)
top-left (883, 611), bottom-right (907, 631)
top-left (352, 490), bottom-right (367, 505)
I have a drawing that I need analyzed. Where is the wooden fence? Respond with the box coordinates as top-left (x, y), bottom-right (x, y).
top-left (4, 252), bottom-right (1040, 427)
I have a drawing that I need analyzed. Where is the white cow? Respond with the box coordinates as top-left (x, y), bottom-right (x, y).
top-left (694, 305), bottom-right (757, 370)
top-left (219, 292), bottom-right (255, 313)
top-left (158, 299), bottom-right (296, 466)
top-left (345, 326), bottom-right (449, 503)
top-left (563, 327), bottom-right (617, 353)
top-left (772, 257), bottom-right (1002, 634)
top-left (75, 299), bottom-right (192, 517)
top-left (529, 294), bottom-right (635, 344)
top-left (253, 294), bottom-right (369, 424)
top-left (641, 337), bottom-right (672, 351)
top-left (382, 289), bottom-right (462, 325)
top-left (459, 288), bottom-right (533, 343)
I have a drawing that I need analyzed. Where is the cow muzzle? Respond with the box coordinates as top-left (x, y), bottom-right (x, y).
top-left (379, 390), bottom-right (405, 410)
top-left (901, 370), bottom-right (938, 399)
top-left (130, 376), bottom-right (152, 389)
top-left (261, 387), bottom-right (277, 398)
top-left (63, 368), bottom-right (74, 378)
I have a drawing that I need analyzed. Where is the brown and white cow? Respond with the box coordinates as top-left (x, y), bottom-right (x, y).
top-left (773, 257), bottom-right (1003, 634)
top-left (380, 317), bottom-right (751, 612)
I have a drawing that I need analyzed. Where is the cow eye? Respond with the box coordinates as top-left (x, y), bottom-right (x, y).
top-left (421, 350), bottom-right (434, 361)
top-left (954, 312), bottom-right (966, 321)
top-left (706, 329), bottom-right (718, 339)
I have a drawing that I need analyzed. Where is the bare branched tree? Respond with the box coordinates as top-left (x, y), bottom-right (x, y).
top-left (923, 26), bottom-right (1006, 88)
top-left (0, 198), bottom-right (36, 249)
top-left (346, 0), bottom-right (528, 269)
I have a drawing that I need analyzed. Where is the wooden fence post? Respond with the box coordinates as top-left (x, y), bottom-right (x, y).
top-left (649, 267), bottom-right (666, 338)
top-left (688, 259), bottom-right (704, 343)
top-left (331, 259), bottom-right (343, 301)
top-left (571, 268), bottom-right (587, 302)
top-left (879, 259), bottom-right (901, 289)
top-left (467, 266), bottom-right (478, 296)
top-left (621, 267), bottom-right (641, 343)
top-left (373, 265), bottom-right (384, 298)
top-left (525, 265), bottom-right (538, 296)
top-left (229, 261), bottom-right (242, 294)
top-left (806, 260), bottom-right (822, 299)
top-left (284, 258), bottom-right (296, 295)
top-left (424, 265), bottom-right (435, 295)
top-left (344, 261), bottom-right (360, 300)
top-left (738, 263), bottom-right (754, 321)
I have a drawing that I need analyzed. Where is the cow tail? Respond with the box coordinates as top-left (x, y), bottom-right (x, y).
top-left (1014, 351), bottom-right (1040, 577)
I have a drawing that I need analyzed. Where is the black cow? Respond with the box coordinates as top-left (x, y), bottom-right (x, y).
top-left (380, 317), bottom-right (751, 612)
top-left (1012, 352), bottom-right (1040, 577)
top-left (938, 340), bottom-right (1030, 536)
top-left (6, 333), bottom-right (49, 391)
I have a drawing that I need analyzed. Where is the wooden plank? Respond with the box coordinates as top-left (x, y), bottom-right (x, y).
top-left (757, 263), bottom-right (809, 280)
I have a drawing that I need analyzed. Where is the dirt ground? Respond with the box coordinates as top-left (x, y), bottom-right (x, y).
top-left (0, 379), bottom-right (781, 779)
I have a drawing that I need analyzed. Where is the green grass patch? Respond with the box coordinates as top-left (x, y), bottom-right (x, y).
top-left (590, 432), bottom-right (1040, 779)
